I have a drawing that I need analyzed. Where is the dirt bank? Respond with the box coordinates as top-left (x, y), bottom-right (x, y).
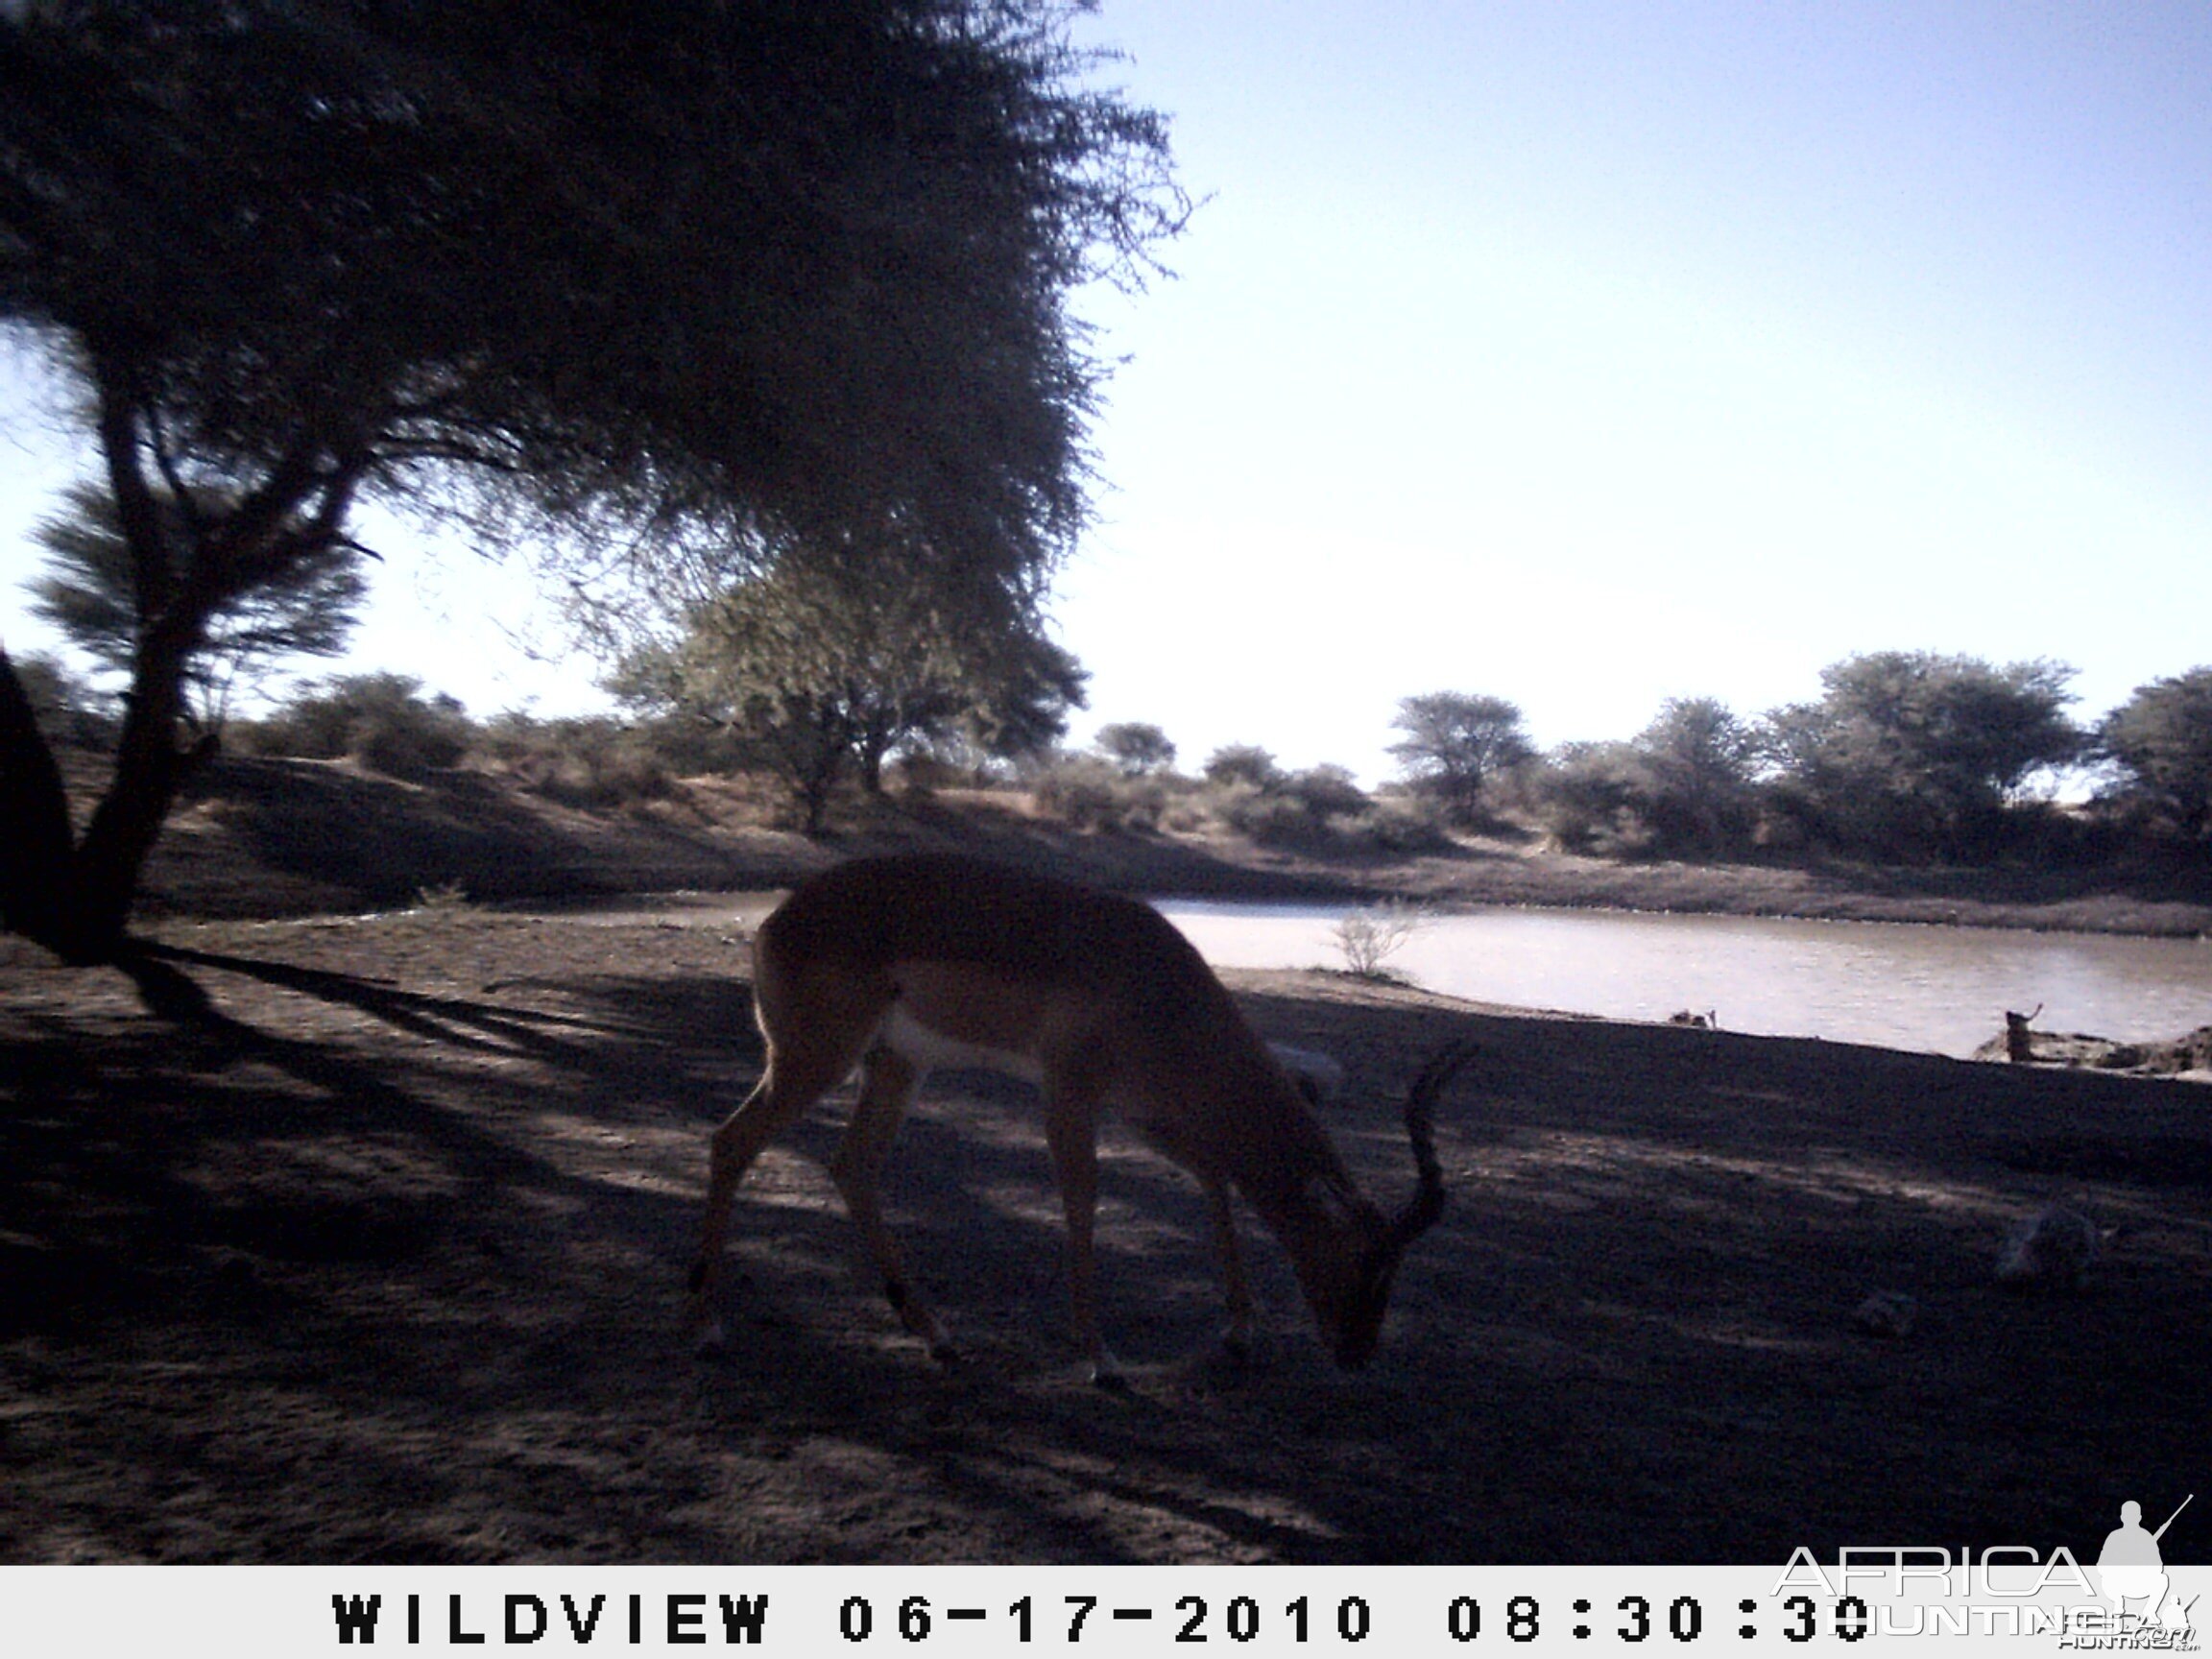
top-left (124, 752), bottom-right (2212, 936)
top-left (4, 909), bottom-right (2206, 1563)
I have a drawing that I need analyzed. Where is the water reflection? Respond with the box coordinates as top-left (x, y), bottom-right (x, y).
top-left (1157, 902), bottom-right (2212, 1059)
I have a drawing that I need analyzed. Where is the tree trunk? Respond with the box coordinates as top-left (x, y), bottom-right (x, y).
top-left (70, 622), bottom-right (208, 959)
top-left (856, 734), bottom-right (889, 796)
top-left (0, 629), bottom-right (208, 966)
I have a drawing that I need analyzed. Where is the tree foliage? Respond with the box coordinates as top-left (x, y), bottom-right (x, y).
top-left (244, 671), bottom-right (472, 777)
top-left (1094, 720), bottom-right (1177, 776)
top-left (28, 482), bottom-right (367, 729)
top-left (1201, 744), bottom-right (1284, 790)
top-left (623, 556), bottom-right (1087, 830)
top-left (1388, 691), bottom-right (1534, 825)
top-left (1763, 652), bottom-right (2082, 856)
top-left (0, 0), bottom-right (1183, 959)
top-left (1527, 702), bottom-right (1758, 857)
top-left (1629, 696), bottom-right (1760, 852)
top-left (2098, 668), bottom-right (2212, 839)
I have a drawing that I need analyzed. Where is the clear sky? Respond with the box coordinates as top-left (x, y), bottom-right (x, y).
top-left (7, 1), bottom-right (2212, 784)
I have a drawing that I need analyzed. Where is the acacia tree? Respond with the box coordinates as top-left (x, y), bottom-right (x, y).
top-left (1388, 691), bottom-right (1534, 825)
top-left (1763, 652), bottom-right (2081, 855)
top-left (2098, 669), bottom-right (2212, 839)
top-left (1094, 721), bottom-right (1177, 776)
top-left (0, 0), bottom-right (1183, 962)
top-left (622, 555), bottom-right (1088, 830)
top-left (1630, 696), bottom-right (1760, 851)
top-left (1202, 744), bottom-right (1285, 790)
top-left (28, 482), bottom-right (368, 732)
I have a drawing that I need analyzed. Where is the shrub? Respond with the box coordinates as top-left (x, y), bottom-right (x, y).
top-left (1527, 742), bottom-right (1655, 855)
top-left (1093, 721), bottom-right (1178, 777)
top-left (1282, 763), bottom-right (1368, 821)
top-left (1333, 900), bottom-right (1429, 978)
top-left (1202, 744), bottom-right (1284, 790)
top-left (1031, 754), bottom-right (1166, 831)
top-left (244, 672), bottom-right (471, 776)
top-left (1341, 792), bottom-right (1455, 853)
top-left (1214, 784), bottom-right (1322, 848)
top-left (9, 651), bottom-right (118, 750)
top-left (471, 712), bottom-right (678, 806)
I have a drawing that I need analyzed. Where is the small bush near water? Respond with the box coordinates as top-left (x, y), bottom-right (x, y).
top-left (1333, 900), bottom-right (1430, 979)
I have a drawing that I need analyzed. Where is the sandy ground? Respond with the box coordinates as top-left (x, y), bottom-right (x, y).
top-left (3, 906), bottom-right (2206, 1564)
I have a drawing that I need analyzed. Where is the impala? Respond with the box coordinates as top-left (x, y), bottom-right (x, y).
top-left (688, 852), bottom-right (1479, 1381)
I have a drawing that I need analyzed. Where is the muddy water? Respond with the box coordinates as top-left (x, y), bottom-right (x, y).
top-left (1158, 902), bottom-right (2212, 1058)
top-left (541, 891), bottom-right (2212, 1059)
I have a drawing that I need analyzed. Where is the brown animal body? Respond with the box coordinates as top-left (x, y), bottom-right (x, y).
top-left (688, 854), bottom-right (1473, 1381)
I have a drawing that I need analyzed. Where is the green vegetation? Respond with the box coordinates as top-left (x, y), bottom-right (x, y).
top-left (1042, 652), bottom-right (2207, 873)
top-left (2098, 669), bottom-right (2212, 842)
top-left (15, 7), bottom-right (2201, 962)
top-left (1094, 721), bottom-right (1180, 777)
top-left (0, 0), bottom-right (1186, 962)
top-left (25, 639), bottom-right (2212, 881)
top-left (609, 556), bottom-right (1088, 833)
top-left (1387, 692), bottom-right (1537, 827)
top-left (27, 482), bottom-right (369, 734)
top-left (1760, 653), bottom-right (2081, 858)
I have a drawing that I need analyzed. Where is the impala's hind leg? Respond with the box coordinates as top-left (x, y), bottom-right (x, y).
top-left (1042, 1070), bottom-right (1123, 1386)
top-left (689, 993), bottom-right (875, 1351)
top-left (1200, 1175), bottom-right (1257, 1359)
top-left (830, 1048), bottom-right (957, 1361)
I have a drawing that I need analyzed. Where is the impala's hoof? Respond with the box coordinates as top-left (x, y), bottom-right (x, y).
top-left (926, 1338), bottom-right (964, 1368)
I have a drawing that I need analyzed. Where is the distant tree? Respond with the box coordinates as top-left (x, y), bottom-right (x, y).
top-left (0, 0), bottom-right (1186, 962)
top-left (1629, 696), bottom-right (1760, 851)
top-left (1282, 763), bottom-right (1369, 821)
top-left (1763, 652), bottom-right (2082, 855)
top-left (1527, 740), bottom-right (1648, 854)
top-left (248, 671), bottom-right (471, 776)
top-left (1202, 744), bottom-right (1285, 790)
top-left (624, 555), bottom-right (1086, 830)
top-left (28, 483), bottom-right (367, 732)
top-left (1388, 691), bottom-right (1534, 825)
top-left (1095, 721), bottom-right (1178, 777)
top-left (2098, 669), bottom-right (2212, 839)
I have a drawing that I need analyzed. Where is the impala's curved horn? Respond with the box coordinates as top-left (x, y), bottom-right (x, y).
top-left (1382, 1040), bottom-right (1481, 1257)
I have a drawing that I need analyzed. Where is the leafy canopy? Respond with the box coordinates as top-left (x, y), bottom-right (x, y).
top-left (0, 0), bottom-right (1183, 957)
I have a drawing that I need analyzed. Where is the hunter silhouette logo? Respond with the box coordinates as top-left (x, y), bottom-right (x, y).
top-left (2097, 1494), bottom-right (2195, 1633)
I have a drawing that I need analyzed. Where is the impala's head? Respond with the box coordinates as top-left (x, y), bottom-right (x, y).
top-left (1288, 1043), bottom-right (1475, 1369)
